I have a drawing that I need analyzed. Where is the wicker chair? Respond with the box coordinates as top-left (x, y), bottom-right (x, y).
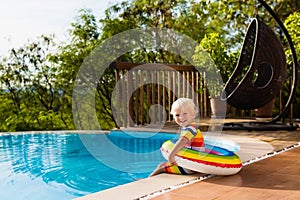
top-left (221, 18), bottom-right (286, 110)
top-left (221, 0), bottom-right (298, 130)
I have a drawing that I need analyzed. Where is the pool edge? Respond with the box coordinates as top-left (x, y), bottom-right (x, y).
top-left (74, 173), bottom-right (204, 200)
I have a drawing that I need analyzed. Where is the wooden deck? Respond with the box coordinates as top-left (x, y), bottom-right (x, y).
top-left (151, 143), bottom-right (300, 200)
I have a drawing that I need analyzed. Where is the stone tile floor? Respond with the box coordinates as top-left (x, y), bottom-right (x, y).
top-left (151, 144), bottom-right (300, 200)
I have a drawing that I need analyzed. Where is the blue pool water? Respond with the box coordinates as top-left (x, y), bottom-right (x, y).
top-left (0, 131), bottom-right (176, 200)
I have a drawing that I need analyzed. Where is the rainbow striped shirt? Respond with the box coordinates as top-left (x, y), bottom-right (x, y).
top-left (181, 122), bottom-right (205, 151)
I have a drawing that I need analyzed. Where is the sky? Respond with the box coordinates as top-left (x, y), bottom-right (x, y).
top-left (0, 0), bottom-right (123, 56)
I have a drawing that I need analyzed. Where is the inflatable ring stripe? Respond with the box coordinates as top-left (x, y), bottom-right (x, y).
top-left (161, 140), bottom-right (242, 175)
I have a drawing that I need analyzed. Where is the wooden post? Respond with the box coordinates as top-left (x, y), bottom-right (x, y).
top-left (115, 69), bottom-right (121, 127)
top-left (168, 71), bottom-right (172, 121)
top-left (162, 70), bottom-right (166, 123)
top-left (140, 70), bottom-right (144, 125)
top-left (151, 70), bottom-right (156, 123)
top-left (135, 70), bottom-right (139, 125)
top-left (122, 69), bottom-right (127, 127)
top-left (128, 70), bottom-right (134, 126)
top-left (157, 71), bottom-right (161, 123)
top-left (146, 71), bottom-right (151, 124)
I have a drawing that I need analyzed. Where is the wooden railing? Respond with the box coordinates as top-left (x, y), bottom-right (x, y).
top-left (111, 62), bottom-right (210, 127)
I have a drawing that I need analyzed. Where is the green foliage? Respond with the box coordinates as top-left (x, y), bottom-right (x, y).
top-left (284, 11), bottom-right (300, 117)
top-left (193, 33), bottom-right (236, 98)
top-left (284, 12), bottom-right (300, 66)
top-left (0, 35), bottom-right (73, 131)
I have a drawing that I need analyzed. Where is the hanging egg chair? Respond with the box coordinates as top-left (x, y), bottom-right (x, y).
top-left (221, 18), bottom-right (286, 110)
top-left (221, 0), bottom-right (298, 130)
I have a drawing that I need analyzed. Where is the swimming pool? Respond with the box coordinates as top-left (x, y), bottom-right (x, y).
top-left (0, 131), bottom-right (176, 200)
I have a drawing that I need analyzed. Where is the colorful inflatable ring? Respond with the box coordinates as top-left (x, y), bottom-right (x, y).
top-left (160, 139), bottom-right (242, 175)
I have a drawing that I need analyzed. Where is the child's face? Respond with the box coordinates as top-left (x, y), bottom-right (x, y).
top-left (172, 105), bottom-right (195, 127)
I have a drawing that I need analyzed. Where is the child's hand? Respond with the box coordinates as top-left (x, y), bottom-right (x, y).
top-left (170, 161), bottom-right (178, 166)
top-left (168, 156), bottom-right (178, 166)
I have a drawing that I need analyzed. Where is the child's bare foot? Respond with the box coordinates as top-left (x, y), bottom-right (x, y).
top-left (149, 162), bottom-right (166, 177)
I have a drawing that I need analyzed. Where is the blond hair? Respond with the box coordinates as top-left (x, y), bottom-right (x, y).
top-left (170, 98), bottom-right (198, 116)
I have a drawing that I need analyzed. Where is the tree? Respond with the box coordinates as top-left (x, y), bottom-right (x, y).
top-left (50, 9), bottom-right (118, 130)
top-left (0, 0), bottom-right (298, 132)
top-left (0, 35), bottom-right (71, 131)
top-left (193, 32), bottom-right (237, 98)
top-left (284, 11), bottom-right (300, 117)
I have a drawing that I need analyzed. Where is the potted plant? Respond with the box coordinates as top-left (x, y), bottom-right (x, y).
top-left (255, 98), bottom-right (275, 120)
top-left (193, 33), bottom-right (235, 118)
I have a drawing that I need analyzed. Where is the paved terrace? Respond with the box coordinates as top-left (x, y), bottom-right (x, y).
top-left (151, 144), bottom-right (300, 200)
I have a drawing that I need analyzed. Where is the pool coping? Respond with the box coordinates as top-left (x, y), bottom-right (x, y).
top-left (0, 128), bottom-right (176, 136)
top-left (0, 130), bottom-right (111, 136)
top-left (75, 173), bottom-right (206, 200)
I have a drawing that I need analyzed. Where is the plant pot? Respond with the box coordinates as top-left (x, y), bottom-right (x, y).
top-left (210, 96), bottom-right (227, 118)
top-left (255, 98), bottom-right (275, 120)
